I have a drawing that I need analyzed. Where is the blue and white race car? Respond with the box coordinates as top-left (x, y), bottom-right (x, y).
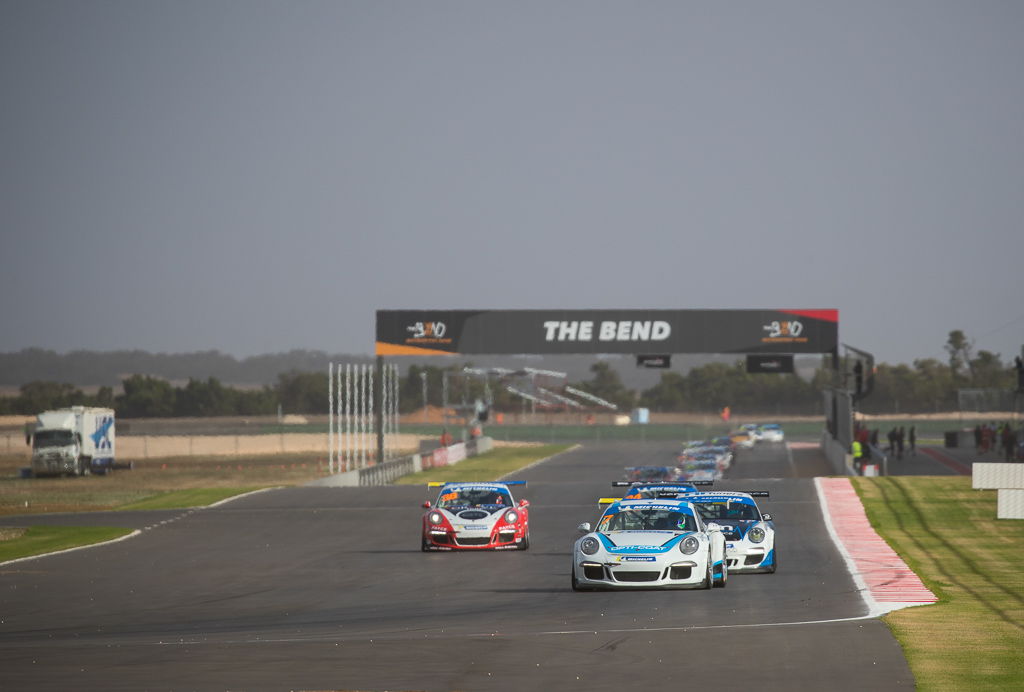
top-left (679, 491), bottom-right (776, 573)
top-left (571, 498), bottom-right (727, 590)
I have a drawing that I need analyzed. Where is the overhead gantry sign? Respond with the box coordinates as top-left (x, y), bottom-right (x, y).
top-left (375, 309), bottom-right (838, 357)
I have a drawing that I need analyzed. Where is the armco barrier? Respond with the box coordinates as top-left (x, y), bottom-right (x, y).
top-left (308, 437), bottom-right (494, 488)
top-left (359, 454), bottom-right (419, 486)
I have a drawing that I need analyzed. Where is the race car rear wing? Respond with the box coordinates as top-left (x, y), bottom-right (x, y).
top-left (612, 480), bottom-right (713, 487)
top-left (427, 480), bottom-right (527, 487)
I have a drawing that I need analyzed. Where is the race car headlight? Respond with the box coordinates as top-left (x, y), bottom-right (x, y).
top-left (748, 527), bottom-right (766, 543)
top-left (679, 536), bottom-right (700, 555)
top-left (429, 511), bottom-right (444, 525)
top-left (503, 510), bottom-right (519, 524)
top-left (580, 537), bottom-right (600, 555)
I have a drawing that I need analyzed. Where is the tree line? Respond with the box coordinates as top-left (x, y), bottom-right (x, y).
top-left (0, 331), bottom-right (1018, 417)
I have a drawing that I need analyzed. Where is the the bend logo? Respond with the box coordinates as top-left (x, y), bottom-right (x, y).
top-left (405, 321), bottom-right (451, 344)
top-left (543, 320), bottom-right (671, 342)
top-left (761, 320), bottom-right (807, 343)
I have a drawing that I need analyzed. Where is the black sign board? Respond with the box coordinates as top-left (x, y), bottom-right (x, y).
top-left (636, 354), bottom-right (671, 369)
top-left (746, 354), bottom-right (795, 374)
top-left (376, 309), bottom-right (838, 356)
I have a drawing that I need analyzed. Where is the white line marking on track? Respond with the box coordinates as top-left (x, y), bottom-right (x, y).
top-left (0, 487), bottom-right (284, 567)
top-left (0, 530), bottom-right (143, 567)
top-left (142, 611), bottom-right (890, 647)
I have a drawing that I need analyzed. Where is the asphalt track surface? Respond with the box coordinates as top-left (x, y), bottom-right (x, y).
top-left (0, 441), bottom-right (915, 691)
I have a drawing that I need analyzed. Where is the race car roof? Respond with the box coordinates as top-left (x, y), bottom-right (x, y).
top-left (680, 491), bottom-right (767, 503)
top-left (601, 498), bottom-right (697, 511)
top-left (428, 481), bottom-right (526, 489)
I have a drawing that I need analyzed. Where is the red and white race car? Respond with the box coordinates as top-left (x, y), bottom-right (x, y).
top-left (421, 481), bottom-right (530, 551)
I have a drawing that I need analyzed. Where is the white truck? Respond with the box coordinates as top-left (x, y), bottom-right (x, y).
top-left (30, 406), bottom-right (116, 477)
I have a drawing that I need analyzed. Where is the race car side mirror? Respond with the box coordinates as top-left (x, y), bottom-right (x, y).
top-left (762, 513), bottom-right (772, 521)
top-left (577, 522), bottom-right (592, 533)
top-left (706, 523), bottom-right (722, 532)
top-left (422, 501), bottom-right (431, 508)
top-left (518, 499), bottom-right (530, 508)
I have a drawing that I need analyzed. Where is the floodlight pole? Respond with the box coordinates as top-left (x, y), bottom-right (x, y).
top-left (376, 355), bottom-right (384, 465)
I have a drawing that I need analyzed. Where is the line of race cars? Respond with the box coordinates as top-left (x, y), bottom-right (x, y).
top-left (419, 478), bottom-right (777, 592)
top-left (675, 422), bottom-right (787, 481)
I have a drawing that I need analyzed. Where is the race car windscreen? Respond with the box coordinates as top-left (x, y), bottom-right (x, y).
top-left (599, 508), bottom-right (697, 532)
top-left (437, 488), bottom-right (512, 510)
top-left (693, 501), bottom-right (760, 521)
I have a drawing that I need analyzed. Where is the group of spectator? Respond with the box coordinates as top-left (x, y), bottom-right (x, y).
top-left (851, 422), bottom-right (917, 471)
top-left (886, 426), bottom-right (915, 459)
top-left (974, 422), bottom-right (1021, 462)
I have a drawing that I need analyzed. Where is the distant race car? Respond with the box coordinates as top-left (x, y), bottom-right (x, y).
top-left (740, 423), bottom-right (763, 442)
top-left (679, 491), bottom-right (776, 573)
top-left (421, 481), bottom-right (530, 551)
top-left (758, 423), bottom-right (785, 443)
top-left (730, 430), bottom-right (756, 449)
top-left (613, 480), bottom-right (713, 499)
top-left (571, 497), bottom-right (728, 590)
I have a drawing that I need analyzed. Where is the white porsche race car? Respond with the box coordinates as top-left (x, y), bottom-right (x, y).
top-left (758, 423), bottom-right (785, 443)
top-left (571, 498), bottom-right (728, 590)
top-left (679, 491), bottom-right (776, 573)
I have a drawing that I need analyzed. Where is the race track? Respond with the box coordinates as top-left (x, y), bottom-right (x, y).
top-left (0, 441), bottom-right (915, 691)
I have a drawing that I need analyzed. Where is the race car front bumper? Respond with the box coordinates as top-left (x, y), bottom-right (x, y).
top-left (574, 559), bottom-right (709, 589)
top-left (425, 528), bottom-right (522, 550)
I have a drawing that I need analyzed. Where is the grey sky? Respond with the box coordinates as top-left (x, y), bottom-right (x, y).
top-left (2, 1), bottom-right (1022, 366)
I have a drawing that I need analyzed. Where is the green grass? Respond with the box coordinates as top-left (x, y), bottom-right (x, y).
top-left (394, 444), bottom-right (572, 485)
top-left (116, 487), bottom-right (267, 510)
top-left (852, 476), bottom-right (1024, 690)
top-left (0, 525), bottom-right (134, 563)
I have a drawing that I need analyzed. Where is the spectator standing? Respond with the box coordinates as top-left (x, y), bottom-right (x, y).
top-left (908, 426), bottom-right (916, 456)
top-left (974, 424), bottom-right (983, 453)
top-left (1003, 425), bottom-right (1016, 463)
top-left (896, 427), bottom-right (905, 460)
top-left (852, 439), bottom-right (864, 473)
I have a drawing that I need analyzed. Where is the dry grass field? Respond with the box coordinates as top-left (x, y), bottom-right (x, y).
top-left (0, 451), bottom-right (331, 515)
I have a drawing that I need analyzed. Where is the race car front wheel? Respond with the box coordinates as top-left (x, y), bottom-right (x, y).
top-left (518, 531), bottom-right (531, 551)
top-left (766, 547), bottom-right (777, 573)
top-left (702, 555), bottom-right (713, 589)
top-left (421, 536), bottom-right (431, 552)
top-left (713, 560), bottom-right (728, 588)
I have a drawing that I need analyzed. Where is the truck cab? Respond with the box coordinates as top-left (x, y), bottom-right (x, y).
top-left (30, 407), bottom-right (115, 477)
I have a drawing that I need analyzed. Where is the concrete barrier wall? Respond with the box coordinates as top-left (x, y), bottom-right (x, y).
top-left (2, 431), bottom-right (426, 461)
top-left (820, 430), bottom-right (854, 476)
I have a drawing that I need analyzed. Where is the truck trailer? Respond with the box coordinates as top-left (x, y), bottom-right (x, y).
top-left (30, 406), bottom-right (116, 476)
